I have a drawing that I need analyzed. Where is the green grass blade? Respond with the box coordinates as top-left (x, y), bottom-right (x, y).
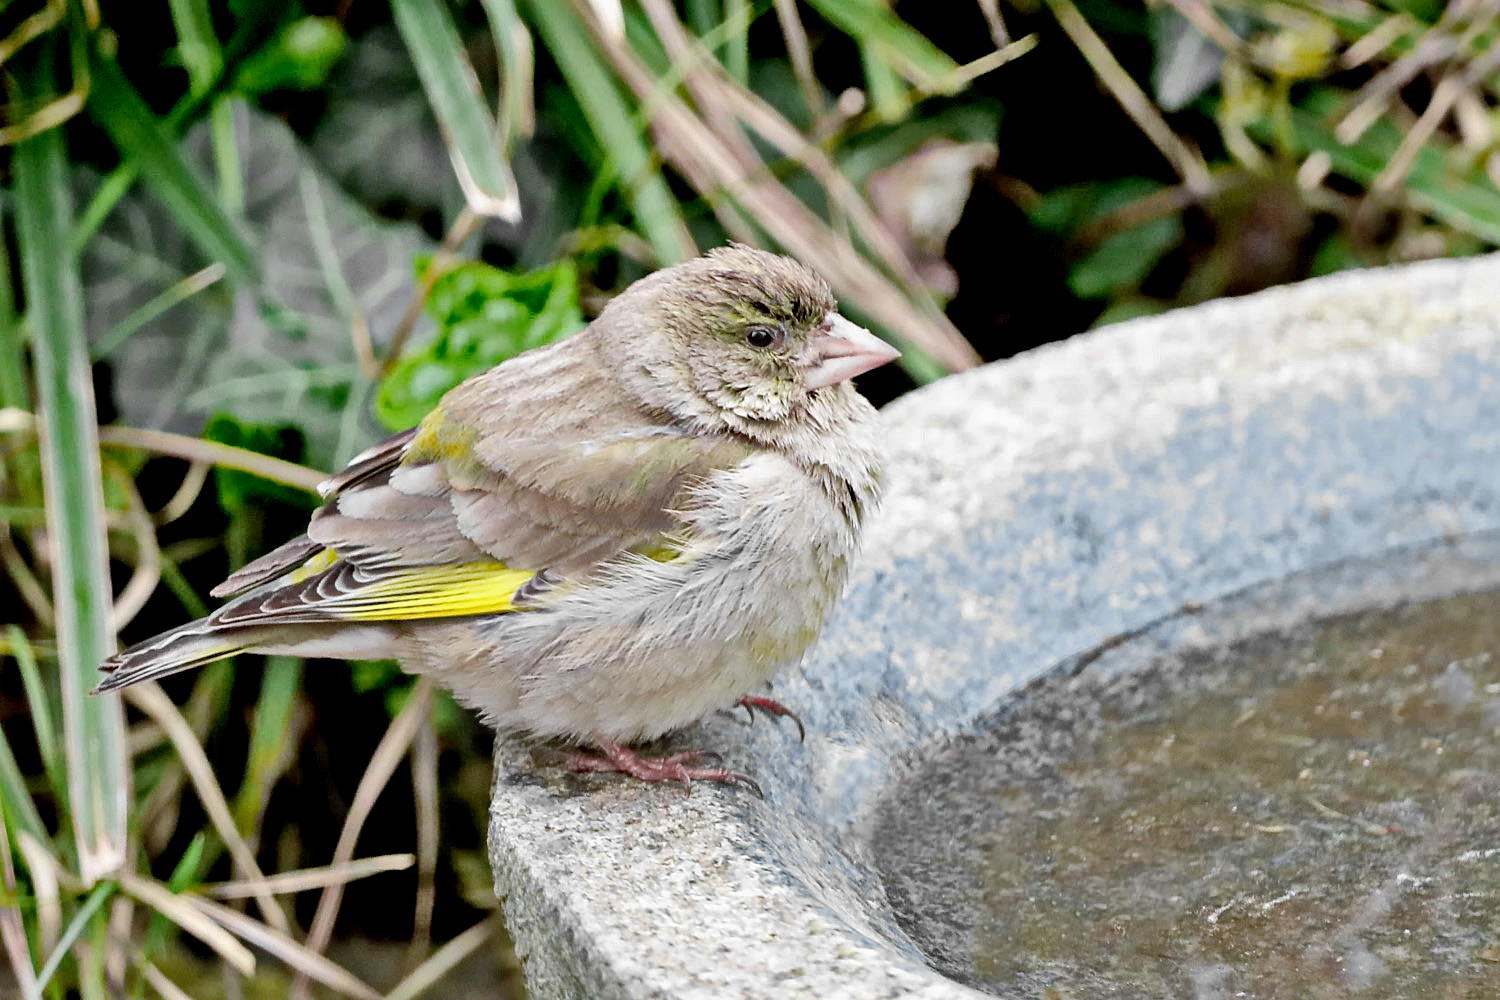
top-left (25, 881), bottom-right (114, 1000)
top-left (14, 110), bottom-right (130, 885)
top-left (84, 50), bottom-right (260, 290)
top-left (0, 206), bottom-right (27, 413)
top-left (0, 200), bottom-right (42, 507)
top-left (233, 656), bottom-right (302, 833)
top-left (391, 0), bottom-right (521, 220)
top-left (8, 626), bottom-right (64, 798)
top-left (859, 42), bottom-right (907, 120)
top-left (477, 0), bottom-right (536, 141)
top-left (522, 0), bottom-right (695, 262)
top-left (806, 0), bottom-right (959, 88)
top-left (0, 720), bottom-right (49, 843)
top-left (722, 0), bottom-right (750, 85)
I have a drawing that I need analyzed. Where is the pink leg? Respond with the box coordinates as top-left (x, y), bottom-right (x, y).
top-left (567, 737), bottom-right (762, 796)
top-left (735, 695), bottom-right (806, 743)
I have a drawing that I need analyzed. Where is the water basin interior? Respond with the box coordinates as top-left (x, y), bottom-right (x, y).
top-left (873, 542), bottom-right (1500, 999)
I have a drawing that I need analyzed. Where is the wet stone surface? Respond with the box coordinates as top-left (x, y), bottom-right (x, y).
top-left (875, 554), bottom-right (1500, 999)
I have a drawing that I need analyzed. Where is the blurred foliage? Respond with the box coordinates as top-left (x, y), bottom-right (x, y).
top-left (6, 0), bottom-right (1500, 997)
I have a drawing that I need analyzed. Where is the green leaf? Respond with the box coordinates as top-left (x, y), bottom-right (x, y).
top-left (202, 415), bottom-right (316, 517)
top-left (391, 0), bottom-right (520, 220)
top-left (1091, 298), bottom-right (1169, 327)
top-left (1070, 214), bottom-right (1181, 300)
top-left (14, 97), bottom-right (129, 885)
top-left (1029, 179), bottom-right (1183, 300)
top-left (349, 658), bottom-right (403, 695)
top-left (376, 259), bottom-right (584, 429)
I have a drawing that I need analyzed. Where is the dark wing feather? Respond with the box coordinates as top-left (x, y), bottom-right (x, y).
top-left (317, 427), bottom-right (417, 497)
top-left (211, 535), bottom-right (322, 598)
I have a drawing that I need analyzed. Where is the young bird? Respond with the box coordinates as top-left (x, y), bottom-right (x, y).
top-left (97, 245), bottom-right (898, 788)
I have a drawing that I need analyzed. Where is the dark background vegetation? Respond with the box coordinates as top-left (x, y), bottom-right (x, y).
top-left (3, 0), bottom-right (1498, 995)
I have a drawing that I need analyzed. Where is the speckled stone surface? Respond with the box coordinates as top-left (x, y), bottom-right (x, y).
top-left (489, 255), bottom-right (1500, 999)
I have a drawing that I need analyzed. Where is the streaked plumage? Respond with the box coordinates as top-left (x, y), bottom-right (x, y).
top-left (98, 245), bottom-right (897, 787)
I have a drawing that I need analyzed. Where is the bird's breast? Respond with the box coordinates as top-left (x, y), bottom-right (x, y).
top-left (479, 452), bottom-right (865, 742)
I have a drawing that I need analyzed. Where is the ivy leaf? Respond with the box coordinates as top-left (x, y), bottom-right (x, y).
top-left (375, 259), bottom-right (585, 430)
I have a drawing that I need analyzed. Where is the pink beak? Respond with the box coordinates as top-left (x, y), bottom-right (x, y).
top-left (805, 314), bottom-right (902, 389)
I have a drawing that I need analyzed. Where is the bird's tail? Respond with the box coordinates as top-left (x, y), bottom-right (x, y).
top-left (94, 619), bottom-right (252, 693)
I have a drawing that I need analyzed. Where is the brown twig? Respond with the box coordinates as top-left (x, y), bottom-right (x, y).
top-left (1048, 0), bottom-right (1212, 196)
top-left (406, 714), bottom-right (440, 970)
top-left (378, 209), bottom-right (484, 381)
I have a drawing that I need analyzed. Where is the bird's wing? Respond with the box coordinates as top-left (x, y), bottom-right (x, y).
top-left (209, 369), bottom-right (756, 627)
top-left (209, 428), bottom-right (418, 598)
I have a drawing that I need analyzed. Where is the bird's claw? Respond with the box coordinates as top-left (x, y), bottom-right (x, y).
top-left (733, 695), bottom-right (806, 743)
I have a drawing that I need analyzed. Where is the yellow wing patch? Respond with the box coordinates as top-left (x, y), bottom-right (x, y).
top-left (288, 547), bottom-right (339, 584)
top-left (338, 563), bottom-right (539, 621)
top-left (287, 548), bottom-right (538, 621)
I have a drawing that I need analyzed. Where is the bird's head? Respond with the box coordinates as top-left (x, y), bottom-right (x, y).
top-left (595, 245), bottom-right (900, 434)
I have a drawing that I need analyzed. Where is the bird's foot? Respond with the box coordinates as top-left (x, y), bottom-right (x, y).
top-left (734, 695), bottom-right (806, 743)
top-left (567, 737), bottom-right (762, 797)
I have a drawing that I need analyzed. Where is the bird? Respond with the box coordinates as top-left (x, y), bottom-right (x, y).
top-left (96, 244), bottom-right (900, 789)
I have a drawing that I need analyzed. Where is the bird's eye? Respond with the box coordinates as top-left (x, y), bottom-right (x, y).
top-left (745, 325), bottom-right (781, 349)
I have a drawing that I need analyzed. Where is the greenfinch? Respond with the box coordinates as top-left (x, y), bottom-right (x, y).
top-left (97, 245), bottom-right (898, 788)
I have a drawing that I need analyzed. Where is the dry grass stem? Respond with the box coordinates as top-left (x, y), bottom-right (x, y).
top-left (96, 425), bottom-right (326, 493)
top-left (1048, 0), bottom-right (1212, 195)
top-left (572, 1), bottom-right (980, 369)
top-left (1374, 38), bottom-right (1500, 193)
top-left (139, 960), bottom-right (196, 1000)
top-left (204, 854), bottom-right (417, 899)
top-left (186, 894), bottom-right (383, 1000)
top-left (116, 872), bottom-right (257, 976)
top-left (351, 310), bottom-right (380, 381)
top-left (407, 716), bottom-right (440, 968)
top-left (0, 824), bottom-right (39, 996)
top-left (103, 463), bottom-right (162, 635)
top-left (945, 34), bottom-right (1038, 90)
top-left (638, 0), bottom-right (758, 172)
top-left (123, 685), bottom-right (290, 934)
top-left (0, 521), bottom-right (53, 624)
top-left (15, 831), bottom-right (61, 959)
top-left (976, 0), bottom-right (1010, 47)
top-left (771, 0), bottom-right (824, 119)
top-left (1163, 0), bottom-right (1244, 60)
top-left (384, 915), bottom-right (499, 1000)
top-left (1341, 12), bottom-right (1415, 69)
top-left (379, 209), bottom-right (483, 379)
top-left (1339, 30), bottom-right (1458, 143)
top-left (153, 461), bottom-right (211, 527)
top-left (294, 677), bottom-right (436, 1000)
